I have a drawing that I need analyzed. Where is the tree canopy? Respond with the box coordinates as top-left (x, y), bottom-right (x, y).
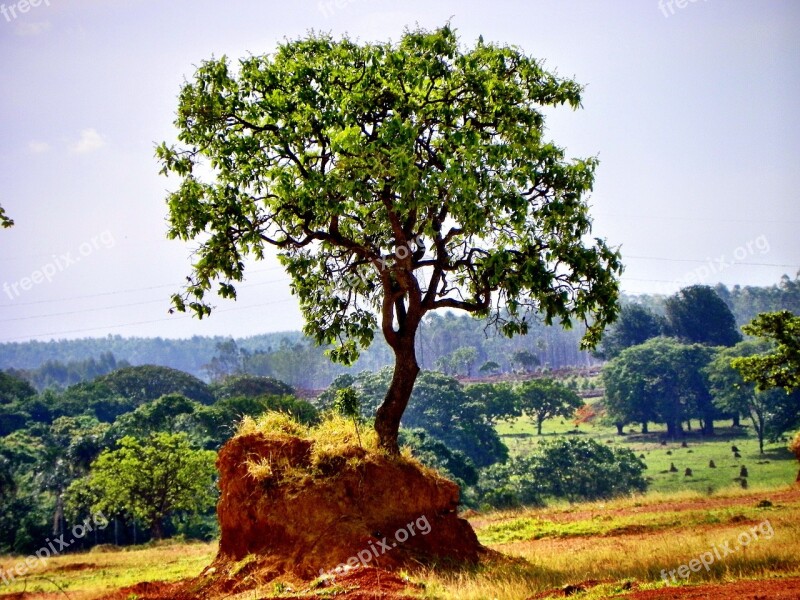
top-left (665, 285), bottom-right (741, 347)
top-left (731, 310), bottom-right (800, 392)
top-left (71, 433), bottom-right (217, 540)
top-left (595, 303), bottom-right (665, 359)
top-left (158, 25), bottom-right (621, 451)
top-left (515, 378), bottom-right (583, 435)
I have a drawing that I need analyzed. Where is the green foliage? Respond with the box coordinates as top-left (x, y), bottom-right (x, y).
top-left (109, 394), bottom-right (203, 440)
top-left (211, 374), bottom-right (294, 400)
top-left (477, 437), bottom-right (647, 507)
top-left (94, 365), bottom-right (215, 405)
top-left (70, 433), bottom-right (217, 539)
top-left (0, 370), bottom-right (37, 404)
top-left (464, 382), bottom-right (520, 424)
top-left (515, 378), bottom-right (583, 435)
top-left (398, 428), bottom-right (478, 487)
top-left (731, 310), bottom-right (800, 392)
top-left (435, 346), bottom-right (480, 376)
top-left (333, 386), bottom-right (362, 446)
top-left (594, 303), bottom-right (665, 359)
top-left (0, 204), bottom-right (13, 228)
top-left (158, 24), bottom-right (620, 367)
top-left (707, 341), bottom-right (798, 452)
top-left (323, 368), bottom-right (508, 467)
top-left (479, 360), bottom-right (501, 374)
top-left (603, 337), bottom-right (717, 436)
top-left (7, 352), bottom-right (128, 392)
top-left (511, 350), bottom-right (540, 372)
top-left (665, 285), bottom-right (742, 347)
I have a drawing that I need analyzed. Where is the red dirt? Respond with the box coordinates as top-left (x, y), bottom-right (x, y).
top-left (527, 577), bottom-right (800, 599)
top-left (135, 431), bottom-right (482, 599)
top-left (620, 576), bottom-right (800, 599)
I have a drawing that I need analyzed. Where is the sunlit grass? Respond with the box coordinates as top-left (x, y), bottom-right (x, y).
top-left (0, 540), bottom-right (216, 598)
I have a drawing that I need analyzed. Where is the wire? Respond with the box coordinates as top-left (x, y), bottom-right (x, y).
top-left (0, 297), bottom-right (297, 343)
top-left (624, 255), bottom-right (797, 268)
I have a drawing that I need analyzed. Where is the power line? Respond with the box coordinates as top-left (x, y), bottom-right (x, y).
top-left (624, 255), bottom-right (797, 268)
top-left (0, 266), bottom-right (286, 309)
top-left (0, 277), bottom-right (292, 323)
top-left (0, 297), bottom-right (297, 343)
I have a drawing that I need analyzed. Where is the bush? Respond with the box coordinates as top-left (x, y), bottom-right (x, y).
top-left (476, 437), bottom-right (647, 508)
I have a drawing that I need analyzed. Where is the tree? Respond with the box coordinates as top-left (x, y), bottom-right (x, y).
top-left (665, 285), bottom-right (741, 347)
top-left (202, 339), bottom-right (245, 381)
top-left (95, 365), bottom-right (215, 405)
top-left (436, 346), bottom-right (479, 376)
top-left (511, 349), bottom-right (540, 373)
top-left (399, 429), bottom-right (478, 487)
top-left (731, 310), bottom-right (800, 392)
top-left (478, 360), bottom-right (501, 375)
top-left (707, 341), bottom-right (790, 454)
top-left (515, 378), bottom-right (583, 435)
top-left (602, 337), bottom-right (716, 437)
top-left (158, 25), bottom-right (621, 453)
top-left (464, 382), bottom-right (519, 424)
top-left (79, 433), bottom-right (216, 540)
top-left (0, 371), bottom-right (37, 404)
top-left (211, 374), bottom-right (294, 400)
top-left (595, 303), bottom-right (665, 359)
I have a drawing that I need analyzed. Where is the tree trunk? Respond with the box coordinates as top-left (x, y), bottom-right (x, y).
top-left (732, 413), bottom-right (740, 427)
top-left (375, 337), bottom-right (420, 454)
top-left (641, 422), bottom-right (649, 434)
top-left (537, 418), bottom-right (543, 436)
top-left (616, 422), bottom-right (624, 435)
top-left (150, 519), bottom-right (164, 541)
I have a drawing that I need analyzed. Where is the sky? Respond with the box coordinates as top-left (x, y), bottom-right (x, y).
top-left (0, 0), bottom-right (798, 344)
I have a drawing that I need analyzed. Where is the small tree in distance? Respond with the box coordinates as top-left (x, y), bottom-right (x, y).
top-left (516, 378), bottom-right (583, 435)
top-left (158, 25), bottom-right (621, 453)
top-left (511, 349), bottom-right (540, 373)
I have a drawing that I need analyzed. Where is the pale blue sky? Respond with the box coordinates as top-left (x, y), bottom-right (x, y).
top-left (0, 0), bottom-right (798, 343)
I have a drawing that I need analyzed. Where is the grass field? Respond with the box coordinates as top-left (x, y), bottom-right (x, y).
top-left (497, 402), bottom-right (797, 496)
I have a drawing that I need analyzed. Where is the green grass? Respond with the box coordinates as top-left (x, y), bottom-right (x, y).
top-left (496, 409), bottom-right (797, 496)
top-left (0, 540), bottom-right (216, 598)
top-left (476, 504), bottom-right (779, 544)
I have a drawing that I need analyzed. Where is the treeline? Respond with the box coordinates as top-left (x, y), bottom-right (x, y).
top-left (2, 276), bottom-right (797, 391)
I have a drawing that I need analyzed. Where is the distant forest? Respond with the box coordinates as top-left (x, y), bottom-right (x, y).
top-left (1, 276), bottom-right (797, 390)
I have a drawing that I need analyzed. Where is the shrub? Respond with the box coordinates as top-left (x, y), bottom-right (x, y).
top-left (476, 437), bottom-right (647, 508)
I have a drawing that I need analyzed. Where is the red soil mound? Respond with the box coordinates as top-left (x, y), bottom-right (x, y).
top-left (160, 431), bottom-right (482, 598)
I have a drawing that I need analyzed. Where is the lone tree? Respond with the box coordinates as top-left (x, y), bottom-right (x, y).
top-left (516, 378), bottom-right (583, 435)
top-left (158, 26), bottom-right (621, 453)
